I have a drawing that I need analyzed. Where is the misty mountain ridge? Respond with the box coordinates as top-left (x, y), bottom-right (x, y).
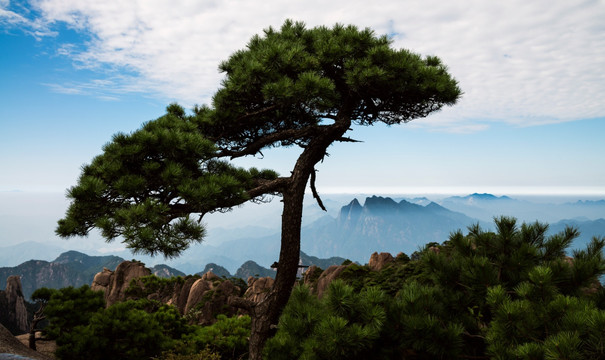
top-left (439, 193), bottom-right (605, 223)
top-left (300, 195), bottom-right (483, 261)
top-left (0, 251), bottom-right (124, 299)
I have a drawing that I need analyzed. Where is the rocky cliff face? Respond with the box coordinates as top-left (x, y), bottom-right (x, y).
top-left (0, 275), bottom-right (29, 335)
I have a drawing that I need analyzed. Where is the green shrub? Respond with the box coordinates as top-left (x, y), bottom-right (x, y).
top-left (40, 285), bottom-right (105, 339)
top-left (55, 299), bottom-right (191, 360)
top-left (182, 314), bottom-right (250, 360)
top-left (266, 217), bottom-right (605, 359)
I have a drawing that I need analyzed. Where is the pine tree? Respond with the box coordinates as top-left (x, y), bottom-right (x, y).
top-left (266, 218), bottom-right (605, 359)
top-left (57, 20), bottom-right (461, 358)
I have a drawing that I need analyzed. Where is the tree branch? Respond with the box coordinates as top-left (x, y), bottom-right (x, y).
top-left (216, 126), bottom-right (321, 159)
top-left (336, 136), bottom-right (363, 143)
top-left (236, 105), bottom-right (278, 122)
top-left (169, 177), bottom-right (290, 218)
top-left (310, 169), bottom-right (327, 212)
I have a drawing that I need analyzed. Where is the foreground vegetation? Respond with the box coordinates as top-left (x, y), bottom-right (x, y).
top-left (35, 217), bottom-right (605, 359)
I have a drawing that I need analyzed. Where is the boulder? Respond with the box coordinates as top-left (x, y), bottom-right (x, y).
top-left (302, 265), bottom-right (322, 291)
top-left (184, 279), bottom-right (211, 313)
top-left (91, 268), bottom-right (112, 289)
top-left (368, 252), bottom-right (394, 271)
top-left (90, 261), bottom-right (151, 307)
top-left (174, 277), bottom-right (198, 313)
top-left (316, 265), bottom-right (349, 298)
top-left (244, 276), bottom-right (274, 303)
top-left (201, 271), bottom-right (220, 282)
top-left (186, 275), bottom-right (242, 325)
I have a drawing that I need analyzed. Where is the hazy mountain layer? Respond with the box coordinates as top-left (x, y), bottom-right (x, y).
top-left (439, 193), bottom-right (605, 223)
top-left (301, 196), bottom-right (483, 261)
top-left (0, 251), bottom-right (182, 299)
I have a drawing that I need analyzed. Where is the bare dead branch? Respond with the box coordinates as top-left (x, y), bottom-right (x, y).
top-left (336, 136), bottom-right (363, 143)
top-left (310, 169), bottom-right (326, 212)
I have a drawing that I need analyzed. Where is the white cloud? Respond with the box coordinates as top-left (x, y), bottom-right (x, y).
top-left (11, 0), bottom-right (605, 129)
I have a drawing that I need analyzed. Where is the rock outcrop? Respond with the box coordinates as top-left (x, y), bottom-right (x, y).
top-left (244, 276), bottom-right (274, 304)
top-left (315, 265), bottom-right (350, 298)
top-left (368, 252), bottom-right (394, 271)
top-left (0, 276), bottom-right (29, 335)
top-left (90, 262), bottom-right (247, 325)
top-left (91, 261), bottom-right (151, 307)
top-left (302, 252), bottom-right (397, 297)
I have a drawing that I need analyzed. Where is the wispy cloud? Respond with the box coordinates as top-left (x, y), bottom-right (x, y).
top-left (6, 0), bottom-right (605, 130)
top-left (0, 1), bottom-right (55, 38)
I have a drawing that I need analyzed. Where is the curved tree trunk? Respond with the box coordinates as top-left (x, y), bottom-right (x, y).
top-left (247, 108), bottom-right (353, 360)
top-left (247, 180), bottom-right (306, 360)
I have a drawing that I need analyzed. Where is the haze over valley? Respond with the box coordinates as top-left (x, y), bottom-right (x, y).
top-left (1, 191), bottom-right (603, 275)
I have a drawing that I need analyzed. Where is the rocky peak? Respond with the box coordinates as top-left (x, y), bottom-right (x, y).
top-left (0, 275), bottom-right (29, 335)
top-left (51, 250), bottom-right (90, 264)
top-left (363, 196), bottom-right (399, 213)
top-left (338, 198), bottom-right (363, 223)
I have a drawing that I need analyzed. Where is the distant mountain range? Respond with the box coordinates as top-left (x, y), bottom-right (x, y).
top-left (1, 193), bottom-right (603, 294)
top-left (0, 251), bottom-right (124, 299)
top-left (437, 193), bottom-right (605, 223)
top-left (0, 251), bottom-right (190, 299)
top-left (549, 218), bottom-right (605, 250)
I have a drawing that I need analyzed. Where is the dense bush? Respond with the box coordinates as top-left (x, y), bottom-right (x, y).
top-left (265, 217), bottom-right (605, 359)
top-left (180, 314), bottom-right (251, 360)
top-left (33, 285), bottom-right (105, 339)
top-left (55, 299), bottom-right (191, 360)
top-left (42, 289), bottom-right (250, 360)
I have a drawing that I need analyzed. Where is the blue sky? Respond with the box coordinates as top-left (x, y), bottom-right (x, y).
top-left (1, 0), bottom-right (605, 197)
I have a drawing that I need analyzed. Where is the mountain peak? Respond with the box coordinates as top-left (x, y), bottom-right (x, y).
top-left (363, 196), bottom-right (399, 211)
top-left (52, 250), bottom-right (91, 264)
top-left (469, 193), bottom-right (497, 199)
top-left (467, 193), bottom-right (512, 201)
top-left (346, 198), bottom-right (362, 209)
top-left (425, 201), bottom-right (448, 212)
top-left (338, 198), bottom-right (363, 224)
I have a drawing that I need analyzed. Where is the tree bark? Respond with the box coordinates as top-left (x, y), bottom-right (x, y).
top-left (28, 304), bottom-right (45, 350)
top-left (246, 106), bottom-right (353, 360)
